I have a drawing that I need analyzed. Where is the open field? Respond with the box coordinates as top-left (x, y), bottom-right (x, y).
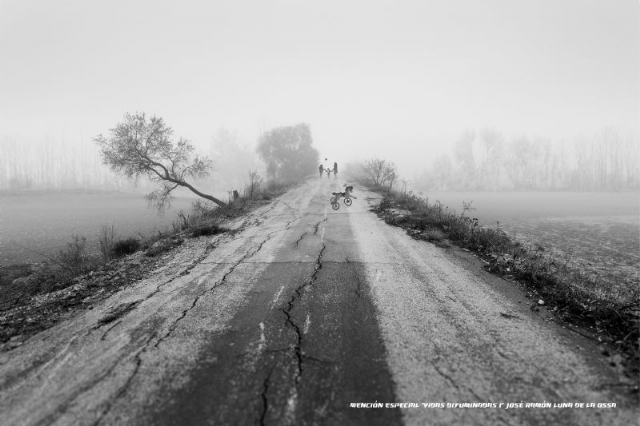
top-left (414, 191), bottom-right (639, 291)
top-left (0, 191), bottom-right (203, 266)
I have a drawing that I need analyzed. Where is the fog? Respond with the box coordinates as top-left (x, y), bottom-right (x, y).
top-left (1, 0), bottom-right (638, 188)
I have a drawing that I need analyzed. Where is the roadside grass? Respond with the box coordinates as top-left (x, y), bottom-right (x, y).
top-left (372, 188), bottom-right (639, 378)
top-left (0, 178), bottom-right (293, 347)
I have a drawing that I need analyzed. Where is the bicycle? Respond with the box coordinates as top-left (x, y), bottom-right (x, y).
top-left (330, 192), bottom-right (353, 210)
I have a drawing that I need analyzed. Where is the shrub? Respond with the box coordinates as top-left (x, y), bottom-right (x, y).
top-left (0, 264), bottom-right (32, 287)
top-left (58, 235), bottom-right (93, 275)
top-left (190, 200), bottom-right (217, 219)
top-left (245, 170), bottom-right (263, 200)
top-left (113, 238), bottom-right (141, 257)
top-left (423, 228), bottom-right (446, 242)
top-left (362, 158), bottom-right (397, 189)
top-left (23, 235), bottom-right (99, 295)
top-left (191, 224), bottom-right (226, 237)
top-left (377, 197), bottom-right (392, 211)
top-left (99, 224), bottom-right (116, 261)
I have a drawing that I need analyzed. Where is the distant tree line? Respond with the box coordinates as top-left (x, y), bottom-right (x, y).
top-left (0, 135), bottom-right (129, 191)
top-left (417, 128), bottom-right (639, 191)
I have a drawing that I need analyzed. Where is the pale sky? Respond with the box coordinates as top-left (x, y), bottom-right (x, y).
top-left (1, 0), bottom-right (638, 176)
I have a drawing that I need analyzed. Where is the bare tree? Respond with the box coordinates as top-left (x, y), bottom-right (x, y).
top-left (362, 158), bottom-right (387, 186)
top-left (245, 170), bottom-right (263, 200)
top-left (382, 161), bottom-right (398, 191)
top-left (95, 113), bottom-right (226, 210)
top-left (362, 158), bottom-right (397, 189)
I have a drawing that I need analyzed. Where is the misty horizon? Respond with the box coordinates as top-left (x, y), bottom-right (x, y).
top-left (1, 0), bottom-right (638, 186)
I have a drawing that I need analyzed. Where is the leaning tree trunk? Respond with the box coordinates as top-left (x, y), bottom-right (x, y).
top-left (169, 177), bottom-right (227, 207)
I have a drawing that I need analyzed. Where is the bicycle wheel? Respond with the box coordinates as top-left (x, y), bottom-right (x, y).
top-left (344, 197), bottom-right (352, 206)
top-left (332, 202), bottom-right (340, 210)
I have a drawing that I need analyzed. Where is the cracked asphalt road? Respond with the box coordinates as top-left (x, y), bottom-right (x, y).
top-left (0, 179), bottom-right (637, 426)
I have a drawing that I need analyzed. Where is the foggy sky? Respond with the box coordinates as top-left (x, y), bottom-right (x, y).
top-left (1, 0), bottom-right (638, 176)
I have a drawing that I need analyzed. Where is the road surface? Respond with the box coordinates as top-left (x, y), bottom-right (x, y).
top-left (0, 178), bottom-right (636, 425)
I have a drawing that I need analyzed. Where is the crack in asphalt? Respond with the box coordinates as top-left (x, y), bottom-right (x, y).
top-left (280, 201), bottom-right (301, 217)
top-left (284, 216), bottom-right (302, 231)
top-left (101, 216), bottom-right (297, 348)
top-left (100, 320), bottom-right (122, 342)
top-left (27, 330), bottom-right (128, 426)
top-left (281, 305), bottom-right (304, 382)
top-left (496, 349), bottom-right (513, 361)
top-left (39, 187), bottom-right (323, 422)
top-left (6, 193), bottom-right (315, 425)
top-left (93, 332), bottom-right (158, 426)
top-left (259, 369), bottom-right (273, 426)
top-left (313, 219), bottom-right (327, 236)
top-left (96, 247), bottom-right (216, 342)
top-left (301, 354), bottom-right (334, 365)
top-left (40, 358), bottom-right (122, 426)
top-left (281, 244), bottom-right (326, 383)
top-left (153, 233), bottom-right (276, 349)
top-left (93, 232), bottom-right (281, 423)
top-left (148, 246), bottom-right (216, 302)
top-left (294, 232), bottom-right (308, 247)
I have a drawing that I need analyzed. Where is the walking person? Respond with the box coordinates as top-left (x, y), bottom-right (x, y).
top-left (333, 162), bottom-right (338, 179)
top-left (326, 168), bottom-right (332, 179)
top-left (319, 164), bottom-right (324, 178)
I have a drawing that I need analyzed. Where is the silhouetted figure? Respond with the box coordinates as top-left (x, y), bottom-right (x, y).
top-left (326, 168), bottom-right (332, 179)
top-left (319, 164), bottom-right (324, 178)
top-left (333, 162), bottom-right (338, 179)
top-left (233, 190), bottom-right (239, 201)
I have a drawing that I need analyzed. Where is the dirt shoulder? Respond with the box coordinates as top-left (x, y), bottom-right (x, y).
top-left (0, 235), bottom-right (192, 351)
top-left (367, 186), bottom-right (639, 384)
top-left (348, 188), bottom-right (638, 425)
